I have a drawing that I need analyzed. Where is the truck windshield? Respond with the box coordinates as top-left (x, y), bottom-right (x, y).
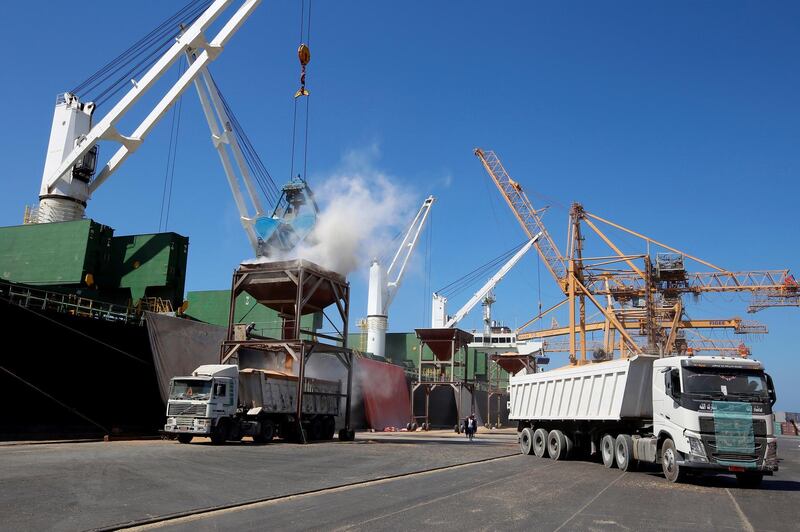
top-left (682, 366), bottom-right (768, 401)
top-left (169, 379), bottom-right (212, 401)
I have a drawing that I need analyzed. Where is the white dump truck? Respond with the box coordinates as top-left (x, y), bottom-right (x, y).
top-left (511, 355), bottom-right (778, 487)
top-left (163, 364), bottom-right (342, 444)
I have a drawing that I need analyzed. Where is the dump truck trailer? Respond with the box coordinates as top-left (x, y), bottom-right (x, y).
top-left (163, 364), bottom-right (341, 444)
top-left (511, 355), bottom-right (778, 487)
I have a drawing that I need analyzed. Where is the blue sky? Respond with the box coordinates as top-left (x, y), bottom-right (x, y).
top-left (1, 1), bottom-right (798, 408)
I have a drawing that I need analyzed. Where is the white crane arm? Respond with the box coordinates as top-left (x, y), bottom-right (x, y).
top-left (444, 233), bottom-right (541, 328)
top-left (44, 0), bottom-right (261, 195)
top-left (384, 195), bottom-right (435, 310)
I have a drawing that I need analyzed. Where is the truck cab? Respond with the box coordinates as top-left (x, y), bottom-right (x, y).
top-left (652, 356), bottom-right (778, 484)
top-left (164, 364), bottom-right (238, 444)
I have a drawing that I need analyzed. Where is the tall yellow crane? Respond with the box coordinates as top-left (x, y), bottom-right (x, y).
top-left (474, 148), bottom-right (798, 364)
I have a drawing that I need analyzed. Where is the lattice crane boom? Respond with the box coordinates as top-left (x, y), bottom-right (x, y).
top-left (475, 148), bottom-right (567, 289)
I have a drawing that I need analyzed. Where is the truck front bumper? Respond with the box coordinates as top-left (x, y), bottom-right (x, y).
top-left (678, 436), bottom-right (778, 473)
top-left (164, 417), bottom-right (212, 435)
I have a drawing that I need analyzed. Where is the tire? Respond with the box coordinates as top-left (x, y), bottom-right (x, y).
top-left (601, 434), bottom-right (616, 468)
top-left (253, 419), bottom-right (275, 444)
top-left (533, 428), bottom-right (548, 458)
top-left (519, 427), bottom-right (534, 455)
top-left (562, 432), bottom-right (574, 459)
top-left (615, 434), bottom-right (635, 471)
top-left (177, 434), bottom-right (193, 444)
top-left (661, 438), bottom-right (684, 483)
top-left (210, 420), bottom-right (229, 445)
top-left (406, 422), bottom-right (412, 431)
top-left (410, 422), bottom-right (418, 431)
top-left (735, 472), bottom-right (764, 489)
top-left (338, 429), bottom-right (355, 442)
top-left (547, 430), bottom-right (566, 461)
top-left (323, 416), bottom-right (336, 440)
top-left (309, 417), bottom-right (324, 441)
top-left (423, 423), bottom-right (430, 431)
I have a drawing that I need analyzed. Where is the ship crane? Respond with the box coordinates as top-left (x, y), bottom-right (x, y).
top-left (432, 234), bottom-right (541, 329)
top-left (365, 196), bottom-right (435, 359)
top-left (31, 0), bottom-right (314, 258)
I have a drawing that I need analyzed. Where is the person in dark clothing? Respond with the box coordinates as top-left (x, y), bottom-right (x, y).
top-left (465, 414), bottom-right (477, 441)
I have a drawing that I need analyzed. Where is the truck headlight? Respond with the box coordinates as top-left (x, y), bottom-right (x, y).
top-left (194, 418), bottom-right (211, 428)
top-left (167, 417), bottom-right (177, 426)
top-left (688, 436), bottom-right (707, 462)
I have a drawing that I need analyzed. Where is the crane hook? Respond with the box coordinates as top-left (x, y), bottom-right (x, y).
top-left (294, 43), bottom-right (311, 98)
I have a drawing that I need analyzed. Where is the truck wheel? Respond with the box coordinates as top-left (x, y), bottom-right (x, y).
top-left (324, 416), bottom-right (336, 440)
top-left (601, 434), bottom-right (616, 468)
top-left (519, 427), bottom-right (535, 455)
top-left (735, 472), bottom-right (764, 489)
top-left (177, 434), bottom-right (193, 444)
top-left (615, 434), bottom-right (635, 471)
top-left (547, 430), bottom-right (566, 460)
top-left (533, 428), bottom-right (548, 457)
top-left (310, 417), bottom-right (324, 441)
top-left (210, 420), bottom-right (229, 445)
top-left (661, 438), bottom-right (684, 483)
top-left (253, 420), bottom-right (275, 444)
top-left (562, 432), bottom-right (574, 459)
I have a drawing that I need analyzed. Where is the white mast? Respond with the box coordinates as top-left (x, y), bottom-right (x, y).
top-left (366, 195), bottom-right (435, 359)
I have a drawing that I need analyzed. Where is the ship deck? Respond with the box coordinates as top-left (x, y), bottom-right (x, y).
top-left (2, 431), bottom-right (799, 530)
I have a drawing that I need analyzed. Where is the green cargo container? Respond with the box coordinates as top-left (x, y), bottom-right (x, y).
top-left (0, 219), bottom-right (112, 286)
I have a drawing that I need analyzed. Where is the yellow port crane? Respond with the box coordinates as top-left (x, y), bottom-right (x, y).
top-left (474, 148), bottom-right (797, 364)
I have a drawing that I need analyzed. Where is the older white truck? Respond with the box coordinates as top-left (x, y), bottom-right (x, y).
top-left (164, 364), bottom-right (342, 444)
top-left (511, 355), bottom-right (778, 487)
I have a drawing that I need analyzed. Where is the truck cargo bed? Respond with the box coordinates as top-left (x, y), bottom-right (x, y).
top-left (508, 355), bottom-right (656, 421)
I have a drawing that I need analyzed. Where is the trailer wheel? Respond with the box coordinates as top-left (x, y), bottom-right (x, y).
top-left (563, 432), bottom-right (574, 458)
top-left (519, 428), bottom-right (535, 455)
top-left (601, 434), bottom-right (616, 468)
top-left (253, 420), bottom-right (275, 444)
top-left (735, 472), bottom-right (764, 489)
top-left (661, 438), bottom-right (684, 483)
top-left (547, 430), bottom-right (566, 460)
top-left (323, 416), bottom-right (336, 440)
top-left (309, 417), bottom-right (324, 441)
top-left (615, 434), bottom-right (635, 471)
top-left (533, 428), bottom-right (548, 457)
top-left (177, 434), bottom-right (193, 444)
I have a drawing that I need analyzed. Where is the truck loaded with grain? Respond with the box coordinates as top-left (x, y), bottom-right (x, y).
top-left (163, 364), bottom-right (342, 444)
top-left (511, 355), bottom-right (778, 487)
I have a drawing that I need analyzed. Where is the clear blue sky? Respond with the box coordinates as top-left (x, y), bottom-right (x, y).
top-left (1, 1), bottom-right (798, 408)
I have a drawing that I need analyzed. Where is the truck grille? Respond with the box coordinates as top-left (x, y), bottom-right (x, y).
top-left (698, 417), bottom-right (767, 437)
top-left (168, 403), bottom-right (206, 416)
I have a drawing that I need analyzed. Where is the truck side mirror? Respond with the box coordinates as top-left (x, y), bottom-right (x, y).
top-left (766, 373), bottom-right (777, 406)
top-left (668, 369), bottom-right (681, 400)
top-left (214, 382), bottom-right (227, 397)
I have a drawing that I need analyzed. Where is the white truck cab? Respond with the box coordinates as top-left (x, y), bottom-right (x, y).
top-left (652, 356), bottom-right (778, 482)
top-left (164, 365), bottom-right (238, 442)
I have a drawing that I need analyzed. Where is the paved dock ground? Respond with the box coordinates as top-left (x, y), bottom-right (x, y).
top-left (2, 430), bottom-right (798, 531)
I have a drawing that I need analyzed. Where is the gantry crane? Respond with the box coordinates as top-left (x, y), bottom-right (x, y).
top-left (475, 148), bottom-right (797, 364)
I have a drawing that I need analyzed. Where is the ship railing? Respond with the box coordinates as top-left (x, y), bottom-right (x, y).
top-left (0, 280), bottom-right (144, 325)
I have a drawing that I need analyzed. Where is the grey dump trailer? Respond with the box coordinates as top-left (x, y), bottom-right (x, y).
top-left (511, 354), bottom-right (778, 487)
top-left (164, 364), bottom-right (341, 444)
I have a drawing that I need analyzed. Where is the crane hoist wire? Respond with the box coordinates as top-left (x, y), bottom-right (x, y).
top-left (436, 240), bottom-right (530, 299)
top-left (70, 0), bottom-right (213, 107)
top-left (290, 0), bottom-right (313, 181)
top-left (158, 57), bottom-right (186, 232)
top-left (208, 73), bottom-right (282, 206)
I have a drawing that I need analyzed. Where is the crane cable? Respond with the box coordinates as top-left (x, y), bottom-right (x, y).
top-left (158, 57), bottom-right (186, 232)
top-left (290, 0), bottom-right (313, 182)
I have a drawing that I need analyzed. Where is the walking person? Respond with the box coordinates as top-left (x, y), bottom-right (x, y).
top-left (466, 413), bottom-right (477, 441)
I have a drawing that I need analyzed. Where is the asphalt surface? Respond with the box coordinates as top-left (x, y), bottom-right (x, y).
top-left (1, 431), bottom-right (798, 531)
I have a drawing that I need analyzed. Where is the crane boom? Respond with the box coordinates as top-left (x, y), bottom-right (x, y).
top-left (475, 148), bottom-right (567, 288)
top-left (37, 0), bottom-right (261, 223)
top-left (365, 195), bottom-right (435, 358)
top-left (435, 234), bottom-right (541, 329)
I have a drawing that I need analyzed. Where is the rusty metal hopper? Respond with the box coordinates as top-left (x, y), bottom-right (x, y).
top-left (489, 352), bottom-right (535, 374)
top-left (236, 259), bottom-right (346, 315)
top-left (414, 328), bottom-right (474, 362)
